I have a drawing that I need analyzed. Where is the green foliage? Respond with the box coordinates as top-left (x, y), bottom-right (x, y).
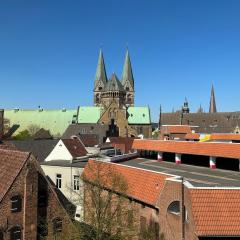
top-left (13, 130), bottom-right (32, 140)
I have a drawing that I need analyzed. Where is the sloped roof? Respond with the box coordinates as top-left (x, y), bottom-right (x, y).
top-left (77, 107), bottom-right (102, 124)
top-left (62, 138), bottom-right (88, 158)
top-left (4, 109), bottom-right (76, 137)
top-left (82, 160), bottom-right (169, 206)
top-left (9, 139), bottom-right (58, 162)
top-left (189, 188), bottom-right (240, 236)
top-left (0, 149), bottom-right (30, 202)
top-left (34, 128), bottom-right (53, 139)
top-left (161, 125), bottom-right (192, 134)
top-left (105, 73), bottom-right (125, 92)
top-left (127, 107), bottom-right (151, 124)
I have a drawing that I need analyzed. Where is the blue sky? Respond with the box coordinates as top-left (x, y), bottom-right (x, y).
top-left (1, 0), bottom-right (240, 121)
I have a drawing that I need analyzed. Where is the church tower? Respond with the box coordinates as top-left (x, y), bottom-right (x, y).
top-left (94, 49), bottom-right (108, 106)
top-left (121, 49), bottom-right (135, 106)
top-left (209, 85), bottom-right (217, 113)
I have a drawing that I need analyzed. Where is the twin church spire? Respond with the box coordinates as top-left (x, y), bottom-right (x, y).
top-left (94, 49), bottom-right (135, 107)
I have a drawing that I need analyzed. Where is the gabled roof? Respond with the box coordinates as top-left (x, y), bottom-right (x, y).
top-left (127, 107), bottom-right (151, 124)
top-left (82, 160), bottom-right (169, 206)
top-left (77, 106), bottom-right (102, 124)
top-left (105, 73), bottom-right (125, 92)
top-left (62, 138), bottom-right (88, 158)
top-left (0, 149), bottom-right (30, 202)
top-left (189, 188), bottom-right (240, 236)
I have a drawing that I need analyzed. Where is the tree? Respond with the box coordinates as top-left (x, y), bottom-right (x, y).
top-left (27, 124), bottom-right (41, 136)
top-left (13, 130), bottom-right (31, 140)
top-left (80, 160), bottom-right (139, 240)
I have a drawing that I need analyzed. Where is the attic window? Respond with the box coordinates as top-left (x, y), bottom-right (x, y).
top-left (11, 195), bottom-right (22, 213)
top-left (167, 201), bottom-right (180, 215)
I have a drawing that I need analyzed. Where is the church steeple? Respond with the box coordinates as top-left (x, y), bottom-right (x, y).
top-left (94, 49), bottom-right (107, 90)
top-left (209, 85), bottom-right (217, 113)
top-left (122, 49), bottom-right (134, 91)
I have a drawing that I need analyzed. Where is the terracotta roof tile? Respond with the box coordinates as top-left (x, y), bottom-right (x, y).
top-left (0, 149), bottom-right (30, 202)
top-left (133, 139), bottom-right (240, 159)
top-left (82, 160), bottom-right (169, 206)
top-left (189, 189), bottom-right (240, 236)
top-left (62, 138), bottom-right (88, 158)
top-left (161, 125), bottom-right (192, 134)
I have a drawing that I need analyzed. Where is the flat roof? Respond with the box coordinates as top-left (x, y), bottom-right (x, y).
top-left (120, 158), bottom-right (240, 187)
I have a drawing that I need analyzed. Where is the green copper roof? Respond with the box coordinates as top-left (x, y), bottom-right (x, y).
top-left (4, 109), bottom-right (77, 137)
top-left (127, 107), bottom-right (151, 124)
top-left (77, 106), bottom-right (102, 123)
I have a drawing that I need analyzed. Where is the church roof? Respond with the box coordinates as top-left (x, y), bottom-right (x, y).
top-left (105, 73), bottom-right (125, 92)
top-left (4, 109), bottom-right (77, 137)
top-left (77, 106), bottom-right (103, 124)
top-left (128, 107), bottom-right (151, 124)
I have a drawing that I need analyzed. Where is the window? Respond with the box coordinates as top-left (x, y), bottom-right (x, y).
top-left (11, 196), bottom-right (22, 213)
top-left (56, 174), bottom-right (62, 189)
top-left (52, 218), bottom-right (62, 234)
top-left (10, 226), bottom-right (21, 240)
top-left (38, 190), bottom-right (48, 207)
top-left (73, 175), bottom-right (80, 191)
top-left (167, 201), bottom-right (180, 215)
top-left (0, 231), bottom-right (3, 240)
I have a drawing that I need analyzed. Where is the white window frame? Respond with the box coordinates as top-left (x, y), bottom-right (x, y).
top-left (73, 175), bottom-right (80, 191)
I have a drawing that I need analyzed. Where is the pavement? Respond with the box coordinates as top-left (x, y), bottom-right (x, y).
top-left (120, 158), bottom-right (240, 187)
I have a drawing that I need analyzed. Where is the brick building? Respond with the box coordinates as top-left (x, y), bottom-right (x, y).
top-left (82, 160), bottom-right (240, 240)
top-left (0, 148), bottom-right (77, 240)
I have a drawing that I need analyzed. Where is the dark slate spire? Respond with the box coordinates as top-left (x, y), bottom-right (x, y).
top-left (122, 49), bottom-right (134, 90)
top-left (209, 85), bottom-right (217, 113)
top-left (105, 73), bottom-right (125, 92)
top-left (94, 49), bottom-right (107, 90)
top-left (182, 97), bottom-right (190, 114)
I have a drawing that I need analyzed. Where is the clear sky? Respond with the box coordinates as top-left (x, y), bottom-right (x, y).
top-left (1, 0), bottom-right (240, 121)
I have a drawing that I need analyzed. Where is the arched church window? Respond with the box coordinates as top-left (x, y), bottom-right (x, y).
top-left (96, 94), bottom-right (100, 103)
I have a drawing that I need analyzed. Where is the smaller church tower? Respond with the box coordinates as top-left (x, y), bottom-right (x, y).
top-left (94, 49), bottom-right (108, 106)
top-left (209, 85), bottom-right (217, 113)
top-left (182, 97), bottom-right (190, 114)
top-left (121, 49), bottom-right (135, 106)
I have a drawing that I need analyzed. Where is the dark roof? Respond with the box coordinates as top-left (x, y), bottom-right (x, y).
top-left (160, 112), bottom-right (236, 133)
top-left (62, 138), bottom-right (88, 158)
top-left (0, 149), bottom-right (30, 202)
top-left (79, 134), bottom-right (99, 147)
top-left (9, 139), bottom-right (58, 162)
top-left (105, 73), bottom-right (125, 92)
top-left (62, 124), bottom-right (108, 145)
top-left (34, 128), bottom-right (53, 140)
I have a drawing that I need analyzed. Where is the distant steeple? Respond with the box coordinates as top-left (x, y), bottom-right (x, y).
top-left (122, 49), bottom-right (134, 91)
top-left (182, 97), bottom-right (190, 114)
top-left (158, 105), bottom-right (162, 129)
top-left (94, 49), bottom-right (107, 90)
top-left (197, 104), bottom-right (204, 113)
top-left (209, 85), bottom-right (217, 113)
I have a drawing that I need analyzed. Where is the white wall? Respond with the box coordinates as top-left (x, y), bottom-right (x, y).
top-left (45, 139), bottom-right (73, 161)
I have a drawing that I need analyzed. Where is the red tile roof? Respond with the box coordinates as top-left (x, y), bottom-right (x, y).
top-left (82, 160), bottom-right (169, 206)
top-left (184, 133), bottom-right (200, 140)
top-left (0, 149), bottom-right (30, 202)
top-left (62, 138), bottom-right (88, 158)
top-left (133, 139), bottom-right (240, 159)
top-left (211, 133), bottom-right (240, 141)
top-left (189, 188), bottom-right (240, 236)
top-left (161, 125), bottom-right (192, 134)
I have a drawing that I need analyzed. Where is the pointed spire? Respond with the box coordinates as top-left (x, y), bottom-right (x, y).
top-left (94, 49), bottom-right (107, 89)
top-left (122, 49), bottom-right (134, 90)
top-left (209, 85), bottom-right (217, 113)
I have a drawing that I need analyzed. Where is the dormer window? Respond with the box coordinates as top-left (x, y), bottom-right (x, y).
top-left (11, 195), bottom-right (22, 213)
